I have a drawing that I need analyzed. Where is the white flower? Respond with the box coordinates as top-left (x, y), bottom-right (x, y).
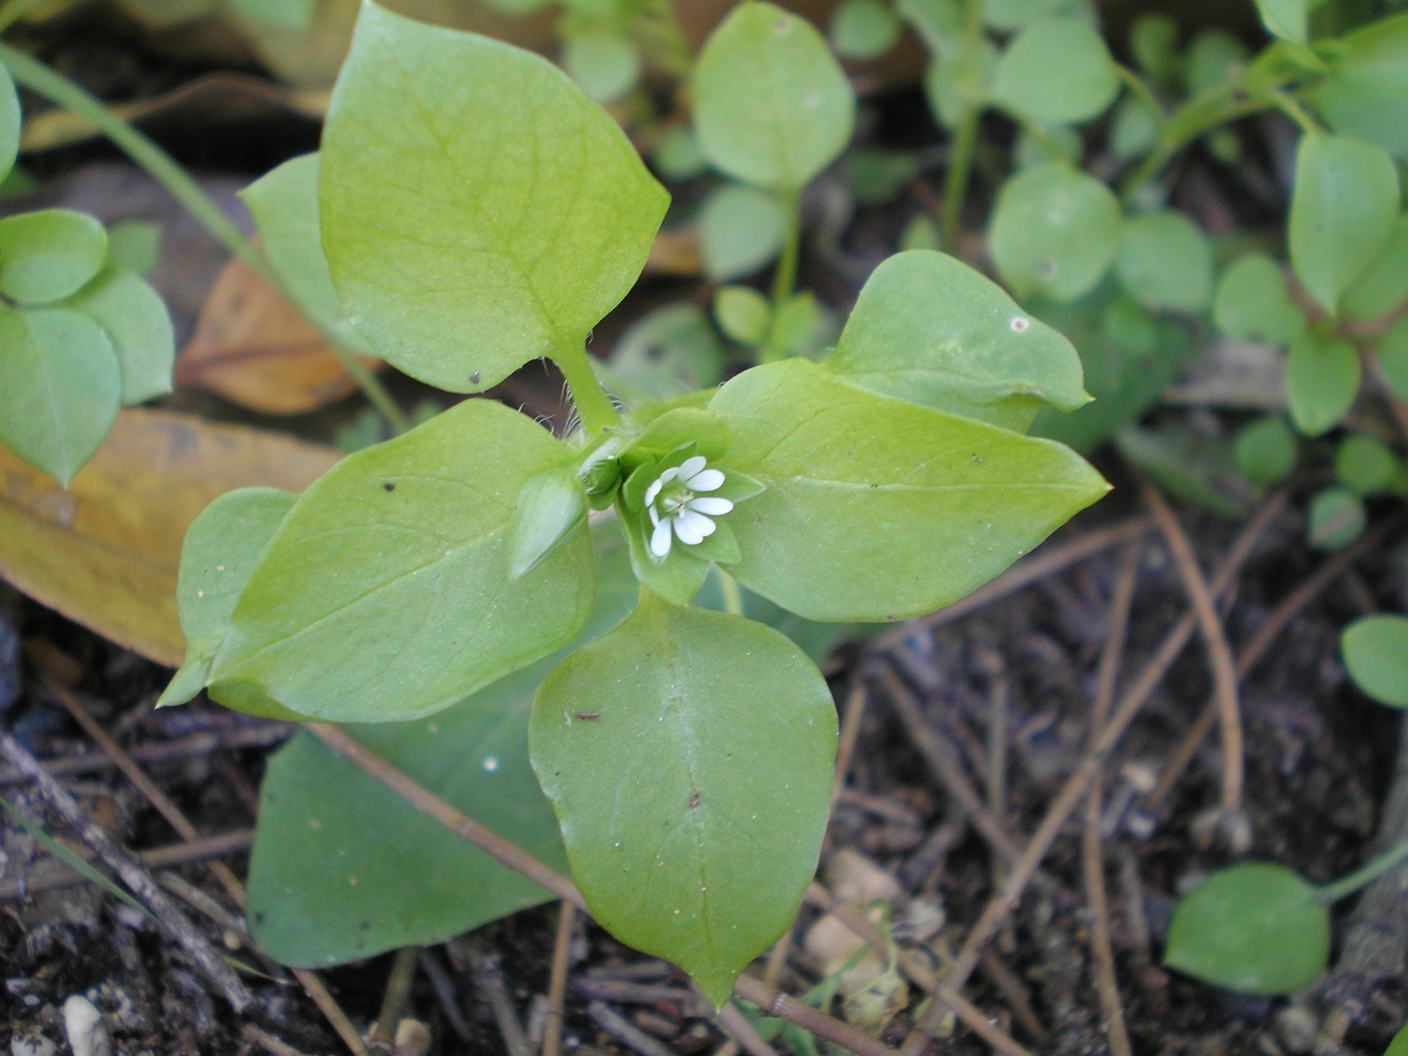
top-left (644, 455), bottom-right (734, 559)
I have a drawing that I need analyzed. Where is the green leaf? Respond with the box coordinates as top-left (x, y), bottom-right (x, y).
top-left (693, 1), bottom-right (856, 190)
top-left (63, 269), bottom-right (175, 405)
top-left (982, 0), bottom-right (1084, 31)
top-left (830, 0), bottom-right (901, 60)
top-left (699, 183), bottom-right (788, 281)
top-left (1131, 14), bottom-right (1179, 82)
top-left (1213, 254), bottom-right (1306, 346)
top-left (159, 488), bottom-right (299, 712)
top-left (1109, 97), bottom-right (1160, 161)
top-left (207, 399), bottom-right (597, 722)
top-left (1164, 863), bottom-right (1329, 996)
top-left (0, 209), bottom-right (108, 305)
top-left (1286, 332), bottom-right (1360, 436)
top-left (1342, 615), bottom-right (1408, 709)
top-left (843, 149), bottom-right (921, 206)
top-left (0, 305), bottom-right (120, 486)
top-left (1115, 211), bottom-right (1214, 312)
top-left (1116, 422), bottom-right (1247, 519)
top-left (227, 0), bottom-right (314, 30)
top-left (508, 467), bottom-right (588, 580)
top-left (1335, 434), bottom-right (1399, 496)
top-left (242, 153), bottom-right (372, 357)
top-left (1183, 31), bottom-right (1247, 98)
top-left (825, 250), bottom-right (1090, 431)
top-left (531, 591), bottom-right (837, 1006)
top-left (1255, 0), bottom-right (1307, 44)
top-left (991, 16), bottom-right (1118, 126)
top-left (989, 163), bottom-right (1122, 302)
top-left (105, 221), bottom-right (161, 276)
top-left (247, 524), bottom-right (640, 967)
top-left (1381, 318), bottom-right (1408, 403)
top-left (1235, 416), bottom-right (1298, 485)
top-left (563, 28), bottom-right (642, 104)
top-left (651, 126), bottom-right (708, 181)
top-left (765, 291), bottom-right (823, 359)
top-left (320, 1), bottom-right (668, 393)
top-left (600, 304), bottom-right (726, 405)
top-left (708, 359), bottom-right (1109, 622)
top-left (714, 285), bottom-right (772, 345)
top-left (1288, 132), bottom-right (1400, 314)
top-left (0, 64), bottom-right (20, 184)
top-left (1343, 215), bottom-right (1408, 323)
top-left (1308, 485), bottom-right (1365, 550)
top-left (1387, 1024), bottom-right (1408, 1056)
top-left (1312, 14), bottom-right (1408, 160)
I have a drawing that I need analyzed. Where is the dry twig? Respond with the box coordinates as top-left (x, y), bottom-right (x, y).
top-left (543, 902), bottom-right (576, 1056)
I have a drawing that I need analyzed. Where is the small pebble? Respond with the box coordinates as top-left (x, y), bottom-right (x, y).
top-left (62, 995), bottom-right (112, 1056)
top-left (10, 1036), bottom-right (57, 1056)
top-left (394, 1019), bottom-right (431, 1056)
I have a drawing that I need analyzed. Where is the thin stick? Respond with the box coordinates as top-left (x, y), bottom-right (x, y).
top-left (588, 1001), bottom-right (676, 1056)
top-left (470, 946), bottom-right (532, 1056)
top-left (1142, 517), bottom-right (1399, 815)
top-left (543, 902), bottom-right (576, 1056)
top-left (304, 724), bottom-right (895, 1056)
top-left (717, 1001), bottom-right (781, 1056)
top-left (896, 491), bottom-right (1287, 1056)
top-left (876, 517), bottom-right (1152, 650)
top-left (1139, 479), bottom-right (1244, 812)
top-left (0, 731), bottom-right (253, 1011)
top-left (242, 1024), bottom-right (316, 1056)
top-left (371, 947), bottom-right (419, 1044)
top-left (831, 679), bottom-right (870, 813)
top-left (44, 687), bottom-right (367, 1056)
top-left (0, 829), bottom-right (252, 900)
top-left (1081, 544), bottom-right (1139, 1056)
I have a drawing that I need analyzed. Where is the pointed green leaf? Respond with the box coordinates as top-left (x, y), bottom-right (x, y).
top-left (531, 593), bottom-right (836, 1006)
top-left (991, 16), bottom-right (1118, 125)
top-left (0, 209), bottom-right (108, 305)
top-left (826, 250), bottom-right (1089, 430)
top-left (1213, 254), bottom-right (1306, 346)
top-left (160, 488), bottom-right (300, 713)
top-left (0, 64), bottom-right (19, 184)
top-left (1288, 133), bottom-right (1400, 314)
top-left (1165, 863), bottom-right (1329, 996)
top-left (1115, 211), bottom-right (1213, 312)
top-left (1387, 1025), bottom-right (1408, 1056)
top-left (1312, 14), bottom-right (1408, 160)
top-left (508, 466), bottom-right (588, 580)
top-left (0, 305), bottom-right (120, 486)
top-left (989, 163), bottom-right (1122, 302)
top-left (1286, 332), bottom-right (1360, 436)
top-left (709, 359), bottom-right (1109, 622)
top-left (64, 269), bottom-right (175, 405)
top-left (320, 1), bottom-right (668, 393)
top-left (208, 399), bottom-right (597, 722)
top-left (693, 2), bottom-right (856, 190)
top-left (242, 153), bottom-right (372, 357)
top-left (1342, 615), bottom-right (1408, 708)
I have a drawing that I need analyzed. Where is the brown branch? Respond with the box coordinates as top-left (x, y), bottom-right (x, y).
top-left (896, 490), bottom-right (1287, 1056)
top-left (542, 902), bottom-right (575, 1056)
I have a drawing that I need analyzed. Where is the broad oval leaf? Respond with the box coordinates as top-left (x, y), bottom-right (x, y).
top-left (1341, 615), bottom-right (1408, 708)
top-left (989, 163), bottom-right (1122, 302)
top-left (693, 2), bottom-right (856, 191)
top-left (1288, 133), bottom-right (1400, 314)
top-left (699, 182), bottom-right (787, 281)
top-left (321, 1), bottom-right (668, 393)
top-left (64, 269), bottom-right (175, 405)
top-left (1255, 0), bottom-right (1307, 44)
top-left (1334, 434), bottom-right (1399, 497)
top-left (1286, 332), bottom-right (1360, 436)
top-left (826, 250), bottom-right (1090, 430)
top-left (709, 359), bottom-right (1109, 622)
top-left (1115, 211), bottom-right (1214, 312)
top-left (0, 209), bottom-right (108, 305)
top-left (1312, 14), bottom-right (1408, 159)
top-left (0, 305), bottom-right (120, 486)
top-left (1165, 863), bottom-right (1329, 996)
top-left (209, 399), bottom-right (598, 722)
top-left (0, 64), bottom-right (18, 184)
top-left (531, 592), bottom-right (837, 1006)
top-left (990, 16), bottom-right (1118, 126)
top-left (1235, 416), bottom-right (1298, 486)
top-left (1213, 254), bottom-right (1306, 346)
top-left (1343, 215), bottom-right (1408, 323)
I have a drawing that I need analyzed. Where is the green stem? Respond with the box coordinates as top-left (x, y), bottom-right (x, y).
top-left (941, 105), bottom-right (979, 248)
top-left (717, 570), bottom-right (744, 617)
top-left (769, 185), bottom-right (802, 313)
top-left (1316, 835), bottom-right (1408, 905)
top-left (1112, 62), bottom-right (1165, 125)
top-left (0, 43), bottom-right (409, 434)
top-left (1119, 89), bottom-right (1268, 204)
top-left (1266, 88), bottom-right (1321, 134)
top-left (553, 341), bottom-right (620, 438)
top-left (0, 0), bottom-right (43, 35)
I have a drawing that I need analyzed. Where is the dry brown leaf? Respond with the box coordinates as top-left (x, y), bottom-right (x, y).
top-left (177, 254), bottom-right (377, 415)
top-left (0, 408), bottom-right (338, 667)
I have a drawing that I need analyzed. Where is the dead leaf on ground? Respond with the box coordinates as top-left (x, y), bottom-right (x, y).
top-left (0, 409), bottom-right (338, 667)
top-left (177, 254), bottom-right (379, 415)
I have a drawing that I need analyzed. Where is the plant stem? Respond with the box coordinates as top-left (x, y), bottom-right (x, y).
top-left (941, 106), bottom-right (979, 247)
top-left (769, 185), bottom-right (802, 315)
top-left (1317, 835), bottom-right (1408, 905)
top-left (1112, 62), bottom-right (1165, 125)
top-left (0, 0), bottom-right (43, 35)
top-left (554, 341), bottom-right (621, 437)
top-left (718, 570), bottom-right (744, 617)
top-left (0, 44), bottom-right (409, 434)
top-left (1266, 88), bottom-right (1321, 134)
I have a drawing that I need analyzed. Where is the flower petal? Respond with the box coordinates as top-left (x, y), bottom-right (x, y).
top-left (673, 510), bottom-right (713, 545)
top-left (686, 468), bottom-right (725, 492)
top-left (687, 496), bottom-right (734, 516)
top-left (677, 455), bottom-right (707, 482)
top-left (650, 518), bottom-right (673, 558)
top-left (644, 477), bottom-right (664, 508)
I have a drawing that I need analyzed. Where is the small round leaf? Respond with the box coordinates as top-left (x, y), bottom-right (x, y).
top-left (698, 183), bottom-right (787, 281)
top-left (0, 209), bottom-right (108, 305)
top-left (1308, 485), bottom-right (1366, 550)
top-left (1213, 254), bottom-right (1306, 346)
top-left (1115, 210), bottom-right (1213, 312)
top-left (1286, 333), bottom-right (1360, 436)
top-left (1335, 434), bottom-right (1399, 496)
top-left (991, 16), bottom-right (1119, 126)
top-left (1235, 416), bottom-right (1297, 485)
top-left (830, 0), bottom-right (901, 60)
top-left (1342, 615), bottom-right (1408, 708)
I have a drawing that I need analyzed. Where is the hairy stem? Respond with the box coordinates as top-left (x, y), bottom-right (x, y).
top-left (0, 44), bottom-right (409, 433)
top-left (554, 340), bottom-right (621, 437)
